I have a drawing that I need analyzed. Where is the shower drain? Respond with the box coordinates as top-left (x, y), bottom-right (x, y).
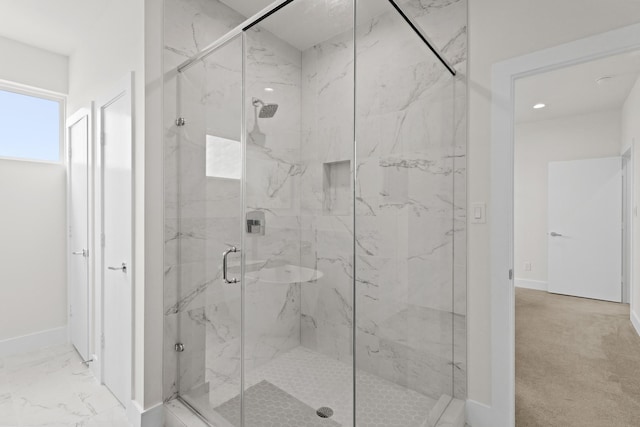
top-left (316, 407), bottom-right (334, 419)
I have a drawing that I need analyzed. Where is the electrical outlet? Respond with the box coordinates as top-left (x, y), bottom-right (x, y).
top-left (523, 262), bottom-right (531, 271)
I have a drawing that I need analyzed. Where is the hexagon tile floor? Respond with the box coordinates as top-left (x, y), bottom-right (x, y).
top-left (215, 380), bottom-right (340, 427)
top-left (183, 346), bottom-right (439, 427)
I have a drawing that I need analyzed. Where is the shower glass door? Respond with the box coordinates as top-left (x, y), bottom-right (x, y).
top-left (241, 0), bottom-right (355, 425)
top-left (176, 34), bottom-right (244, 425)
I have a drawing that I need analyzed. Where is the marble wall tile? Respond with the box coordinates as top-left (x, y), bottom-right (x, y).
top-left (297, 0), bottom-right (467, 401)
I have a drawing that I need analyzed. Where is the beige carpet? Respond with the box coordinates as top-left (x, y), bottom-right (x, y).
top-left (516, 288), bottom-right (640, 427)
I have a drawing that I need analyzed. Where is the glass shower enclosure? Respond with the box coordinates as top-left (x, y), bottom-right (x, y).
top-left (165, 0), bottom-right (464, 425)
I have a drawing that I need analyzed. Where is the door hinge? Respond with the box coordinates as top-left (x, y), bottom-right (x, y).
top-left (175, 343), bottom-right (185, 352)
top-left (101, 233), bottom-right (105, 247)
top-left (175, 117), bottom-right (186, 127)
top-left (509, 269), bottom-right (514, 280)
top-left (101, 334), bottom-right (105, 349)
top-left (69, 305), bottom-right (73, 317)
top-left (100, 132), bottom-right (106, 145)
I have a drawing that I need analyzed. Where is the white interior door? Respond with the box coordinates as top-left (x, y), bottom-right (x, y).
top-left (98, 76), bottom-right (132, 406)
top-left (548, 157), bottom-right (622, 302)
top-left (67, 109), bottom-right (91, 361)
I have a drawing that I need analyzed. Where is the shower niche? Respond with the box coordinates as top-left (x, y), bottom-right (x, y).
top-left (323, 160), bottom-right (351, 216)
top-left (163, 0), bottom-right (467, 426)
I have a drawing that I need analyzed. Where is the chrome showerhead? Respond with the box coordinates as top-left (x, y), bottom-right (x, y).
top-left (252, 98), bottom-right (279, 118)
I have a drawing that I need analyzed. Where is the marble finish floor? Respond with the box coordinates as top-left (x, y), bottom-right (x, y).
top-left (0, 345), bottom-right (129, 427)
top-left (183, 346), bottom-right (440, 427)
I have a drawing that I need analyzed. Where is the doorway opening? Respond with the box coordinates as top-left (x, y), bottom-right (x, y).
top-left (490, 23), bottom-right (640, 427)
top-left (513, 50), bottom-right (640, 425)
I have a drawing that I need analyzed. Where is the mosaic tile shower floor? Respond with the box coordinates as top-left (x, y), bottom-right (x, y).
top-left (184, 346), bottom-right (438, 427)
top-left (215, 380), bottom-right (341, 427)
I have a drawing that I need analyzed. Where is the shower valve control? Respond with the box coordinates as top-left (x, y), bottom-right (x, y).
top-left (246, 211), bottom-right (265, 235)
top-left (247, 219), bottom-right (263, 234)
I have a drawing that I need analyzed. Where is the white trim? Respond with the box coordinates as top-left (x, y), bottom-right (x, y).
top-left (622, 147), bottom-right (633, 304)
top-left (490, 23), bottom-right (640, 427)
top-left (632, 310), bottom-right (640, 338)
top-left (514, 279), bottom-right (547, 291)
top-left (0, 326), bottom-right (68, 358)
top-left (466, 399), bottom-right (492, 427)
top-left (127, 401), bottom-right (164, 427)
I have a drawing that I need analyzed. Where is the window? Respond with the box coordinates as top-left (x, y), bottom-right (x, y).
top-left (206, 135), bottom-right (241, 179)
top-left (0, 85), bottom-right (64, 163)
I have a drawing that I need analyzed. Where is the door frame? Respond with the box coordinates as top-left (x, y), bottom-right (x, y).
top-left (66, 106), bottom-right (94, 361)
top-left (94, 72), bottom-right (135, 404)
top-left (489, 23), bottom-right (640, 427)
top-left (622, 147), bottom-right (634, 304)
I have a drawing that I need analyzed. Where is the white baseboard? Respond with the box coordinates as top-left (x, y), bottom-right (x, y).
top-left (127, 401), bottom-right (164, 427)
top-left (0, 326), bottom-right (68, 358)
top-left (515, 278), bottom-right (547, 291)
top-left (632, 310), bottom-right (640, 338)
top-left (466, 399), bottom-right (492, 427)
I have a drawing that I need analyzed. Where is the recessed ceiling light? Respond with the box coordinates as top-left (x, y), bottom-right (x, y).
top-left (533, 103), bottom-right (546, 109)
top-left (264, 87), bottom-right (274, 92)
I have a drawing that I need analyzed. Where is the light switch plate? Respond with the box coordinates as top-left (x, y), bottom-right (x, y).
top-left (471, 202), bottom-right (486, 224)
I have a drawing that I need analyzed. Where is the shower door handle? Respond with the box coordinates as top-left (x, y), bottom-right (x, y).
top-left (223, 247), bottom-right (239, 284)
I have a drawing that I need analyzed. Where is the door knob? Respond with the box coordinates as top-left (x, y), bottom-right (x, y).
top-left (72, 249), bottom-right (88, 257)
top-left (550, 232), bottom-right (563, 237)
top-left (107, 262), bottom-right (127, 273)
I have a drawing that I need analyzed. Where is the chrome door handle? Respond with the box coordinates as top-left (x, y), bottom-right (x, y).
top-left (550, 232), bottom-right (563, 237)
top-left (107, 262), bottom-right (127, 273)
top-left (222, 247), bottom-right (239, 284)
top-left (72, 249), bottom-right (88, 257)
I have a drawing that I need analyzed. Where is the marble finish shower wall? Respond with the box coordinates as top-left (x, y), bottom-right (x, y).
top-left (299, 0), bottom-right (467, 400)
top-left (299, 30), bottom-right (355, 366)
top-left (163, 0), bottom-right (305, 402)
top-left (404, 0), bottom-right (468, 399)
top-left (243, 27), bottom-right (303, 371)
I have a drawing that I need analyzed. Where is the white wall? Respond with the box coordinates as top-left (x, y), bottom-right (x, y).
top-left (66, 0), bottom-right (147, 411)
top-left (0, 38), bottom-right (68, 345)
top-left (514, 110), bottom-right (622, 289)
top-left (468, 0), bottom-right (640, 410)
top-left (0, 36), bottom-right (68, 93)
top-left (622, 75), bottom-right (640, 334)
top-left (0, 161), bottom-right (67, 342)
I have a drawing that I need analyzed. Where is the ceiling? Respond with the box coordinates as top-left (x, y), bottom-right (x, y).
top-left (221, 0), bottom-right (391, 51)
top-left (515, 50), bottom-right (640, 123)
top-left (0, 0), bottom-right (110, 56)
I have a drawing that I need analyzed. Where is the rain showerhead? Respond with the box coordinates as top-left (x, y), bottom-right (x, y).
top-left (252, 98), bottom-right (278, 118)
